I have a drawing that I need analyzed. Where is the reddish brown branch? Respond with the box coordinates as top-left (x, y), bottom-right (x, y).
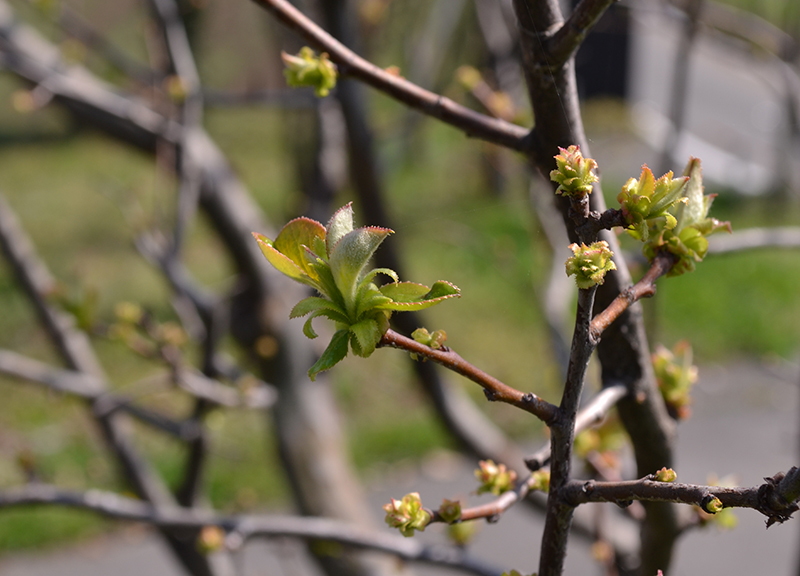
top-left (379, 329), bottom-right (559, 425)
top-left (249, 0), bottom-right (532, 152)
top-left (589, 251), bottom-right (677, 343)
top-left (429, 472), bottom-right (549, 525)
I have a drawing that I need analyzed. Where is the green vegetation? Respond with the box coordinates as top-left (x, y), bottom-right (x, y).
top-left (1, 63), bottom-right (799, 556)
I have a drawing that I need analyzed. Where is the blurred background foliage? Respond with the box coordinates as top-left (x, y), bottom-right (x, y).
top-left (0, 0), bottom-right (799, 554)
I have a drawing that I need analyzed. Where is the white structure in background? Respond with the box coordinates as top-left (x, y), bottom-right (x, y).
top-left (628, 1), bottom-right (796, 195)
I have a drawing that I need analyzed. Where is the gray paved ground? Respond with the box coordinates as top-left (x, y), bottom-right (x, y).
top-left (1, 359), bottom-right (798, 575)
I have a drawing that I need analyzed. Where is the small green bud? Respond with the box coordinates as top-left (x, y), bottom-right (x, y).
top-left (383, 492), bottom-right (431, 537)
top-left (411, 327), bottom-right (447, 349)
top-left (550, 145), bottom-right (598, 197)
top-left (617, 165), bottom-right (687, 241)
top-left (703, 495), bottom-right (724, 514)
top-left (475, 460), bottom-right (517, 495)
top-left (530, 470), bottom-right (550, 492)
top-left (653, 341), bottom-right (697, 420)
top-left (114, 301), bottom-right (143, 324)
top-left (437, 498), bottom-right (462, 524)
top-left (455, 65), bottom-right (482, 90)
top-left (447, 521), bottom-right (479, 546)
top-left (565, 241), bottom-right (616, 289)
top-left (654, 467), bottom-right (677, 482)
top-left (281, 47), bottom-right (338, 97)
top-left (501, 570), bottom-right (537, 576)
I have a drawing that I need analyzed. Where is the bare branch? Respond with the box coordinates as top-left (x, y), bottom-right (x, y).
top-left (379, 329), bottom-right (559, 425)
top-left (0, 485), bottom-right (501, 576)
top-left (547, 0), bottom-right (618, 66)
top-left (539, 283), bottom-right (597, 576)
top-left (249, 0), bottom-right (532, 152)
top-left (564, 468), bottom-right (800, 526)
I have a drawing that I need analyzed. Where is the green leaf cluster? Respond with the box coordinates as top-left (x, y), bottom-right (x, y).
top-left (549, 145), bottom-right (598, 197)
top-left (652, 341), bottom-right (697, 420)
top-left (565, 241), bottom-right (616, 289)
top-left (383, 492), bottom-right (431, 537)
top-left (617, 165), bottom-right (688, 241)
top-left (281, 47), bottom-right (338, 97)
top-left (627, 158), bottom-right (731, 276)
top-left (474, 459), bottom-right (517, 495)
top-left (253, 203), bottom-right (460, 380)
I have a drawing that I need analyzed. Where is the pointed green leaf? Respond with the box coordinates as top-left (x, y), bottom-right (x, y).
top-left (349, 317), bottom-right (382, 357)
top-left (377, 281), bottom-right (461, 311)
top-left (425, 281), bottom-right (462, 300)
top-left (329, 227), bottom-right (393, 313)
top-left (290, 296), bottom-right (346, 319)
top-left (378, 281), bottom-right (430, 302)
top-left (301, 308), bottom-right (350, 339)
top-left (359, 268), bottom-right (399, 287)
top-left (272, 217), bottom-right (327, 279)
top-left (308, 329), bottom-right (349, 381)
top-left (356, 287), bottom-right (393, 318)
top-left (253, 232), bottom-right (319, 289)
top-left (675, 158), bottom-right (705, 232)
top-left (309, 260), bottom-right (346, 310)
top-left (311, 236), bottom-right (328, 262)
top-left (326, 203), bottom-right (355, 257)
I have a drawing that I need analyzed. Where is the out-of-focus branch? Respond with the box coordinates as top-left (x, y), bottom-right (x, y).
top-left (0, 485), bottom-right (501, 576)
top-left (379, 329), bottom-right (559, 424)
top-left (708, 227), bottom-right (800, 254)
top-left (57, 6), bottom-right (160, 86)
top-left (547, 0), bottom-right (619, 66)
top-left (0, 348), bottom-right (206, 440)
top-left (525, 383), bottom-right (628, 471)
top-left (0, 190), bottom-right (220, 574)
top-left (667, 0), bottom-right (799, 59)
top-left (659, 0), bottom-right (703, 174)
top-left (249, 0), bottom-right (532, 152)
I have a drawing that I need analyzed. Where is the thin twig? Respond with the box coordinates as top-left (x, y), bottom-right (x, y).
top-left (564, 468), bottom-right (800, 526)
top-left (589, 251), bottom-right (677, 343)
top-left (379, 329), bottom-right (559, 425)
top-left (0, 485), bottom-right (501, 576)
top-left (249, 0), bottom-right (532, 152)
top-left (547, 0), bottom-right (619, 67)
top-left (429, 472), bottom-right (550, 525)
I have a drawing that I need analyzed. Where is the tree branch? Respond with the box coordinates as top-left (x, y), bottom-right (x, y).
top-left (564, 468), bottom-right (800, 526)
top-left (248, 0), bottom-right (532, 152)
top-left (547, 0), bottom-right (619, 67)
top-left (525, 382), bottom-right (628, 471)
top-left (589, 251), bottom-right (677, 343)
top-left (0, 485), bottom-right (501, 576)
top-left (539, 284), bottom-right (597, 576)
top-left (379, 329), bottom-right (559, 425)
